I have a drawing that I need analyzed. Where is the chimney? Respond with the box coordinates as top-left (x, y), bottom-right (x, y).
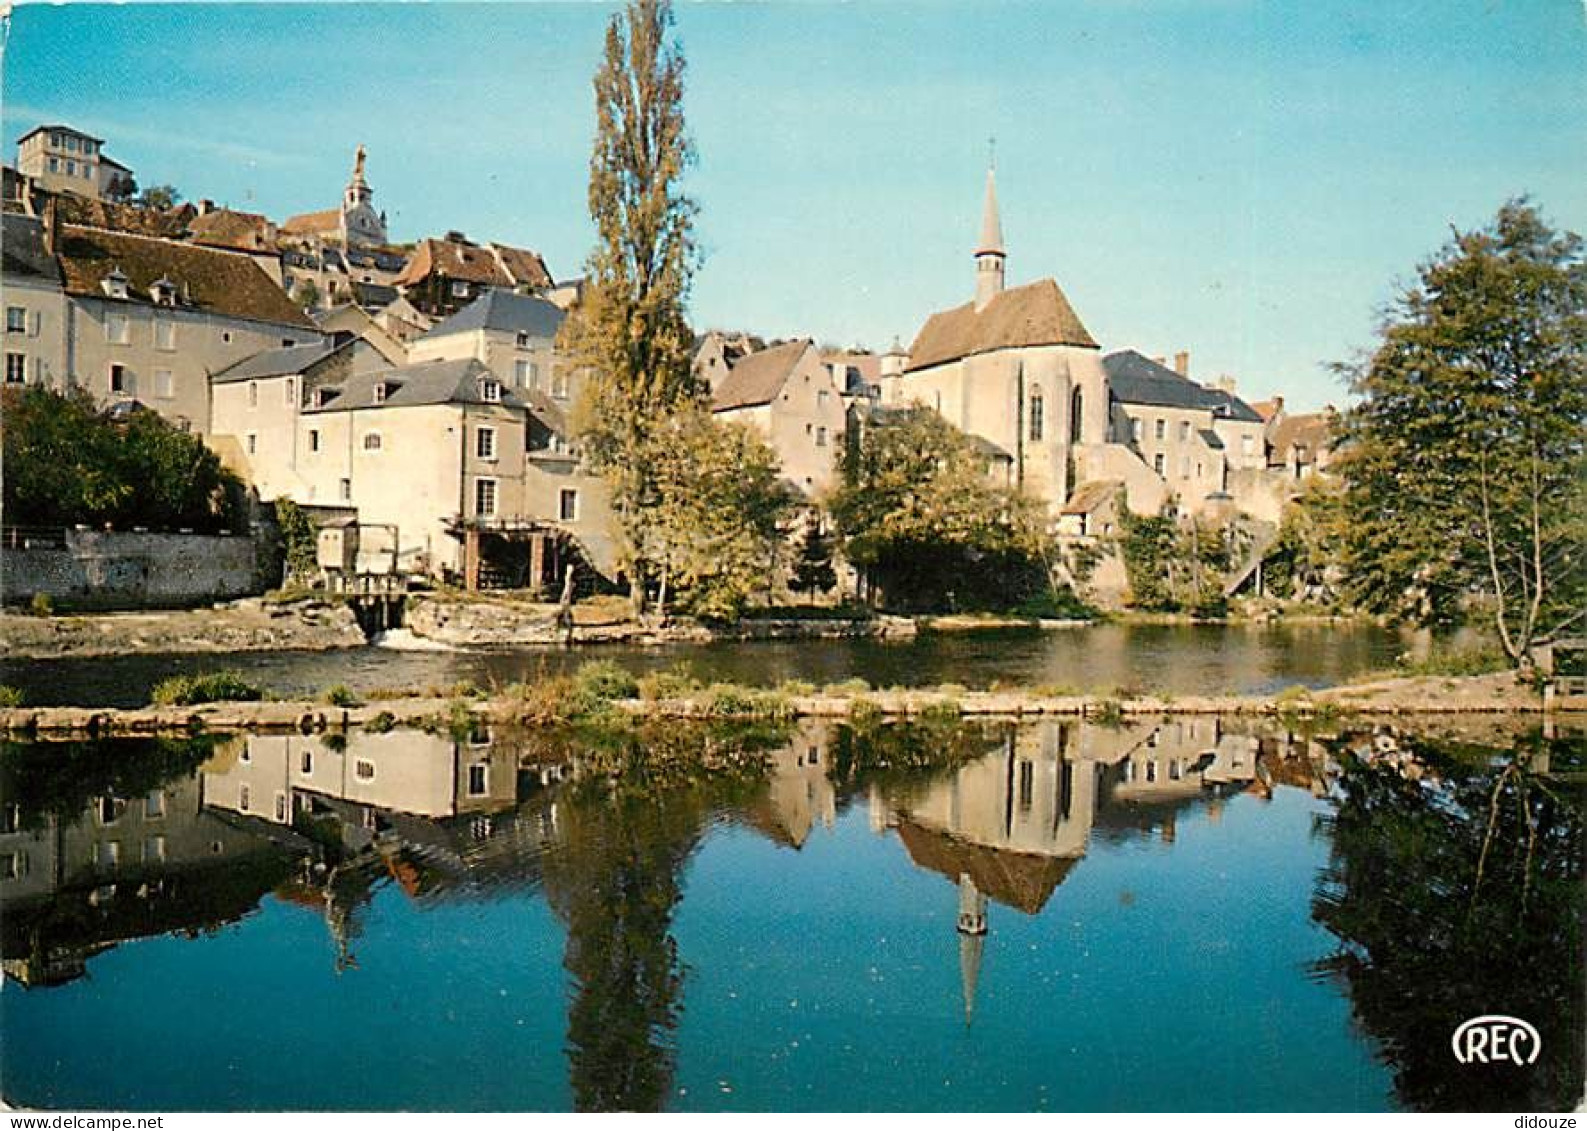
top-left (1216, 375), bottom-right (1237, 394)
top-left (1174, 350), bottom-right (1190, 378)
top-left (198, 199), bottom-right (214, 216)
top-left (41, 195), bottom-right (59, 257)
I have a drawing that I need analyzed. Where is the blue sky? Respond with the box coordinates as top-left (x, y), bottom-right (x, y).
top-left (5, 1), bottom-right (1584, 409)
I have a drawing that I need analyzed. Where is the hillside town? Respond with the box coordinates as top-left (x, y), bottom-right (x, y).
top-left (2, 123), bottom-right (1335, 609)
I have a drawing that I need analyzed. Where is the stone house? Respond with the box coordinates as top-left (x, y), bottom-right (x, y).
top-left (0, 214), bottom-right (69, 390)
top-left (47, 211), bottom-right (319, 431)
top-left (15, 124), bottom-right (133, 201)
top-left (391, 233), bottom-right (552, 318)
top-left (707, 338), bottom-right (849, 496)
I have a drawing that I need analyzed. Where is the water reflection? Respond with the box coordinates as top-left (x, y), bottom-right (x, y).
top-left (1, 716), bottom-right (1581, 1112)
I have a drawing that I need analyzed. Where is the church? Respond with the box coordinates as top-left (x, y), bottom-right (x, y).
top-left (281, 146), bottom-right (389, 249)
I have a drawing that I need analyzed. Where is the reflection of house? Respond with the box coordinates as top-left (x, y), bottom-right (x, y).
top-left (0, 773), bottom-right (304, 987)
top-left (741, 721), bottom-right (838, 849)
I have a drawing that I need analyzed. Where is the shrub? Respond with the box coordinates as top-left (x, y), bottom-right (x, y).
top-left (848, 696), bottom-right (884, 729)
top-left (151, 671), bottom-right (263, 707)
top-left (363, 710), bottom-right (397, 734)
top-left (698, 683), bottom-right (792, 720)
top-left (0, 685), bottom-right (24, 707)
top-left (775, 678), bottom-right (817, 698)
top-left (322, 683), bottom-right (362, 708)
top-left (823, 677), bottom-right (871, 697)
top-left (1398, 644), bottom-right (1509, 677)
top-left (28, 593), bottom-right (52, 617)
top-left (637, 667), bottom-right (701, 701)
top-left (1090, 698), bottom-right (1125, 727)
top-left (572, 659), bottom-right (640, 705)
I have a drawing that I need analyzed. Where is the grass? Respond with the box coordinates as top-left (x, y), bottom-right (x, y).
top-left (151, 671), bottom-right (264, 707)
top-left (637, 667), bottom-right (702, 701)
top-left (322, 683), bottom-right (362, 708)
top-left (0, 685), bottom-right (23, 708)
top-left (822, 677), bottom-right (871, 697)
top-left (1396, 644), bottom-right (1510, 678)
top-left (28, 593), bottom-right (52, 617)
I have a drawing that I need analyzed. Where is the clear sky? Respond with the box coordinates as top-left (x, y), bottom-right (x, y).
top-left (5, 1), bottom-right (1584, 409)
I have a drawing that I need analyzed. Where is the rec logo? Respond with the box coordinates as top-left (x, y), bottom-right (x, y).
top-left (1451, 1015), bottom-right (1541, 1066)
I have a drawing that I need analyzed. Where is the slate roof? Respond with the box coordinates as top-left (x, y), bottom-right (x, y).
top-left (305, 357), bottom-right (522, 413)
top-left (55, 225), bottom-right (315, 329)
top-left (213, 341), bottom-right (339, 384)
top-left (2, 214), bottom-right (62, 281)
top-left (904, 278), bottom-right (1097, 372)
top-left (352, 280), bottom-right (398, 308)
top-left (1198, 428), bottom-right (1225, 450)
top-left (422, 288), bottom-right (565, 340)
top-left (1103, 350), bottom-right (1263, 423)
top-left (711, 338), bottom-right (811, 411)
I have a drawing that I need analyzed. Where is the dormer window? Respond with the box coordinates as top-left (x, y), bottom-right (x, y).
top-left (150, 276), bottom-right (178, 307)
top-left (314, 387), bottom-right (339, 408)
top-left (373, 382), bottom-right (389, 404)
top-left (102, 268), bottom-right (130, 301)
top-left (515, 332), bottom-right (530, 349)
top-left (481, 378), bottom-right (501, 403)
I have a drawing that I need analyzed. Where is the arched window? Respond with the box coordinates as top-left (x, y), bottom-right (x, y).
top-left (1070, 387), bottom-right (1084, 443)
top-left (1029, 390), bottom-right (1044, 441)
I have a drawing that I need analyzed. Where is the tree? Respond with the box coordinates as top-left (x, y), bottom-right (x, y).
top-left (136, 184), bottom-right (183, 211)
top-left (561, 0), bottom-right (700, 613)
top-left (1334, 200), bottom-right (1586, 668)
top-left (1118, 510), bottom-right (1232, 616)
top-left (103, 172), bottom-right (138, 204)
top-left (789, 516), bottom-right (838, 602)
top-left (828, 406), bottom-right (1055, 611)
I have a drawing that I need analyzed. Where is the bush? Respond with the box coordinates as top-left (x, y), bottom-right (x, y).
top-left (28, 593), bottom-right (52, 617)
top-left (572, 660), bottom-right (640, 705)
top-left (1090, 698), bottom-right (1125, 726)
top-left (1398, 644), bottom-right (1509, 677)
top-left (698, 683), bottom-right (792, 720)
top-left (637, 667), bottom-right (701, 701)
top-left (363, 710), bottom-right (397, 734)
top-left (847, 696), bottom-right (884, 730)
top-left (322, 684), bottom-right (362, 708)
top-left (151, 671), bottom-right (263, 707)
top-left (823, 677), bottom-right (871, 697)
top-left (0, 685), bottom-right (24, 707)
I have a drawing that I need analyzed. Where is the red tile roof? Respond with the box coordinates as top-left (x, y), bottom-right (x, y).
top-left (905, 278), bottom-right (1097, 372)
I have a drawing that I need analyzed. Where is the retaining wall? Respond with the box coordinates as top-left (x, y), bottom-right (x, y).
top-left (2, 528), bottom-right (265, 609)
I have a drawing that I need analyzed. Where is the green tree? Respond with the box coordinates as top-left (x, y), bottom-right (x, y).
top-left (1334, 200), bottom-right (1586, 666)
top-left (136, 184), bottom-right (182, 210)
top-left (1119, 510), bottom-right (1232, 615)
top-left (828, 406), bottom-right (1054, 611)
top-left (788, 516), bottom-right (838, 602)
top-left (561, 0), bottom-right (701, 612)
top-left (647, 410), bottom-right (795, 621)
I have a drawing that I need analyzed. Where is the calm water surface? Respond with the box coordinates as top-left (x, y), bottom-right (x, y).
top-left (2, 716), bottom-right (1579, 1111)
top-left (2, 621), bottom-right (1411, 708)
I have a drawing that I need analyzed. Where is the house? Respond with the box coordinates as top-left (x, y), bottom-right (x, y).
top-left (0, 214), bottom-right (68, 390)
top-left (15, 124), bottom-right (133, 202)
top-left (881, 167), bottom-right (1113, 516)
top-left (1261, 397), bottom-right (1337, 481)
top-left (44, 205), bottom-right (320, 431)
top-left (705, 338), bottom-right (849, 496)
top-left (186, 203), bottom-right (279, 255)
top-left (392, 233), bottom-right (552, 318)
top-left (312, 303), bottom-right (409, 365)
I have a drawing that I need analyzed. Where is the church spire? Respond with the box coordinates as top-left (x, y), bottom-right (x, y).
top-left (956, 873), bottom-right (988, 1026)
top-left (974, 150), bottom-right (1005, 311)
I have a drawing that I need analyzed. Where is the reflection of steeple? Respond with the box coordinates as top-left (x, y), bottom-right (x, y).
top-left (956, 873), bottom-right (987, 1027)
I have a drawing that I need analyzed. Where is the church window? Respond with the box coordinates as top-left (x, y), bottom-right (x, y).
top-left (1029, 391), bottom-right (1044, 441)
top-left (1070, 388), bottom-right (1084, 443)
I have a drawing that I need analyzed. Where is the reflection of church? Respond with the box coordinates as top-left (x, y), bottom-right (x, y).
top-left (869, 718), bottom-right (1262, 1021)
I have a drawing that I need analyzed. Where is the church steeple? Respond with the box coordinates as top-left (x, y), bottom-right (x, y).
top-left (974, 156), bottom-right (1005, 311)
top-left (956, 873), bottom-right (988, 1026)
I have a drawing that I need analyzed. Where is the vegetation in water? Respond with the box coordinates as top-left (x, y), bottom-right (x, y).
top-left (0, 685), bottom-right (24, 708)
top-left (150, 671), bottom-right (264, 707)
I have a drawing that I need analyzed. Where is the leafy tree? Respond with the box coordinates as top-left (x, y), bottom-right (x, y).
top-left (561, 0), bottom-right (701, 613)
top-left (828, 406), bottom-right (1055, 611)
top-left (1334, 200), bottom-right (1586, 667)
top-left (136, 184), bottom-right (182, 210)
top-left (103, 172), bottom-right (138, 204)
top-left (1264, 475), bottom-right (1349, 605)
top-left (293, 278), bottom-right (321, 310)
top-left (1, 386), bottom-right (240, 532)
top-left (647, 410), bottom-right (795, 621)
top-left (789, 516), bottom-right (838, 602)
top-left (274, 497), bottom-right (318, 581)
top-left (1116, 509), bottom-right (1230, 615)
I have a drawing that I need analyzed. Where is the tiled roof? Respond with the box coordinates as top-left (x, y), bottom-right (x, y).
top-left (895, 820), bottom-right (1077, 915)
top-left (1269, 412), bottom-right (1334, 456)
top-left (306, 357), bottom-right (522, 413)
top-left (55, 225), bottom-right (315, 329)
top-left (489, 243), bottom-right (553, 289)
top-left (422, 289), bottom-right (565, 341)
top-left (280, 208), bottom-right (340, 236)
top-left (1103, 350), bottom-right (1263, 424)
top-left (54, 194), bottom-right (195, 239)
top-left (213, 341), bottom-right (339, 384)
top-left (904, 278), bottom-right (1097, 372)
top-left (187, 208), bottom-right (276, 253)
top-left (393, 237), bottom-right (553, 290)
top-left (712, 338), bottom-right (810, 411)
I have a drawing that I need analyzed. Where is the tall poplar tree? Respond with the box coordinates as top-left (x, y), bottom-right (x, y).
top-left (563, 0), bottom-right (701, 611)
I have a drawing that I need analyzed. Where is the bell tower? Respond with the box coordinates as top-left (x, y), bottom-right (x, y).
top-left (974, 156), bottom-right (1005, 312)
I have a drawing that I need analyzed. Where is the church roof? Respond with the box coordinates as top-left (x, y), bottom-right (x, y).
top-left (904, 277), bottom-right (1098, 372)
top-left (422, 288), bottom-right (565, 341)
top-left (895, 820), bottom-right (1078, 915)
top-left (711, 338), bottom-right (812, 411)
top-left (977, 167), bottom-right (1004, 257)
top-left (1103, 350), bottom-right (1263, 423)
top-left (280, 208), bottom-right (340, 236)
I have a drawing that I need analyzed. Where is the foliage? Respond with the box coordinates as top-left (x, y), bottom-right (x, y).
top-left (149, 671), bottom-right (263, 706)
top-left (788, 517), bottom-right (838, 600)
top-left (1333, 199), bottom-right (1586, 666)
top-left (322, 683), bottom-right (362, 708)
top-left (1263, 474), bottom-right (1348, 605)
top-left (136, 184), bottom-right (182, 210)
top-left (573, 659), bottom-right (641, 705)
top-left (362, 710), bottom-right (397, 734)
top-left (646, 409), bottom-right (797, 620)
top-left (0, 735), bottom-right (219, 829)
top-left (562, 0), bottom-right (701, 612)
top-left (1118, 509), bottom-right (1231, 615)
top-left (827, 406), bottom-right (1059, 612)
top-left (28, 592), bottom-right (53, 617)
top-left (2, 386), bottom-right (241, 532)
top-left (0, 685), bottom-right (23, 707)
top-left (274, 498), bottom-right (318, 581)
top-left (636, 666), bottom-right (701, 701)
top-left (1395, 642), bottom-right (1510, 678)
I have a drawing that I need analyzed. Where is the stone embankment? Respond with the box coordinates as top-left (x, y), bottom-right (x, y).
top-left (2, 672), bottom-right (1578, 739)
top-left (0, 598), bottom-right (366, 660)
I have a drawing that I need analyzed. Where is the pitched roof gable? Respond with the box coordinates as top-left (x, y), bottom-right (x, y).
top-left (1102, 350), bottom-right (1263, 423)
top-left (904, 278), bottom-right (1097, 372)
top-left (213, 340), bottom-right (339, 384)
top-left (711, 338), bottom-right (813, 411)
top-left (55, 225), bottom-right (314, 329)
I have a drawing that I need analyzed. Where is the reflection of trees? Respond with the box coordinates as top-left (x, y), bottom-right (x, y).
top-left (539, 723), bottom-right (772, 1112)
top-left (1313, 732), bottom-right (1584, 1112)
top-left (1, 736), bottom-right (218, 828)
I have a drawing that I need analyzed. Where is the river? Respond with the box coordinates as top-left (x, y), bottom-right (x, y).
top-left (0, 716), bottom-right (1579, 1111)
top-left (1, 621), bottom-right (1412, 708)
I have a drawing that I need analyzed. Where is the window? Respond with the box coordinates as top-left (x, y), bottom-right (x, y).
top-left (1154, 418), bottom-right (1166, 441)
top-left (1153, 453), bottom-right (1165, 475)
top-left (815, 426), bottom-right (828, 447)
top-left (818, 389), bottom-right (830, 407)
top-left (1131, 418), bottom-right (1143, 442)
top-left (1145, 761), bottom-right (1158, 783)
top-left (248, 381), bottom-right (259, 408)
top-left (362, 432), bottom-right (383, 452)
top-left (47, 156), bottom-right (58, 173)
top-left (558, 488), bottom-right (578, 522)
top-left (300, 751), bottom-right (313, 775)
top-left (239, 785), bottom-right (251, 812)
top-left (373, 382), bottom-right (388, 404)
top-left (1018, 760), bottom-right (1034, 810)
top-left (1, 804), bottom-right (19, 835)
top-left (5, 353), bottom-right (24, 384)
top-left (451, 280), bottom-right (469, 298)
top-left (309, 430), bottom-right (321, 453)
top-left (1180, 456), bottom-right (1191, 479)
top-left (246, 434), bottom-right (257, 455)
top-left (274, 794), bottom-right (288, 822)
top-left (2, 851), bottom-right (26, 881)
top-left (481, 379), bottom-right (502, 403)
top-left (515, 359), bottom-right (532, 387)
top-left (144, 790), bottom-right (164, 819)
top-left (354, 759), bottom-right (376, 781)
top-left (467, 764), bottom-right (489, 797)
top-left (476, 426), bottom-right (496, 460)
top-left (1029, 391), bottom-right (1044, 441)
top-left (475, 478), bottom-right (498, 517)
top-left (96, 841), bottom-right (120, 868)
top-left (339, 478), bottom-right (352, 501)
top-left (1241, 434), bottom-right (1255, 457)
top-left (152, 369), bottom-right (174, 399)
top-left (1070, 388), bottom-right (1084, 443)
top-left (284, 378), bottom-right (296, 406)
top-left (65, 159), bottom-right (76, 177)
top-left (109, 363), bottom-right (128, 393)
top-left (144, 836), bottom-right (167, 863)
top-left (1179, 420), bottom-right (1190, 442)
top-left (6, 306), bottom-right (24, 333)
top-left (108, 313), bottom-right (131, 344)
top-left (515, 332), bottom-right (530, 349)
top-left (155, 319), bottom-right (175, 350)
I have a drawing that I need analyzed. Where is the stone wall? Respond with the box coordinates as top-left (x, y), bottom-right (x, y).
top-left (2, 529), bottom-right (265, 609)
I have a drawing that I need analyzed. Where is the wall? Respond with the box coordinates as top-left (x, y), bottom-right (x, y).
top-left (3, 529), bottom-right (264, 608)
top-left (1, 276), bottom-right (69, 389)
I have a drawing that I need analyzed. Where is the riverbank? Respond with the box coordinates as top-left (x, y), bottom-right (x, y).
top-left (1, 671), bottom-right (1577, 738)
top-left (0, 598), bottom-right (366, 660)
